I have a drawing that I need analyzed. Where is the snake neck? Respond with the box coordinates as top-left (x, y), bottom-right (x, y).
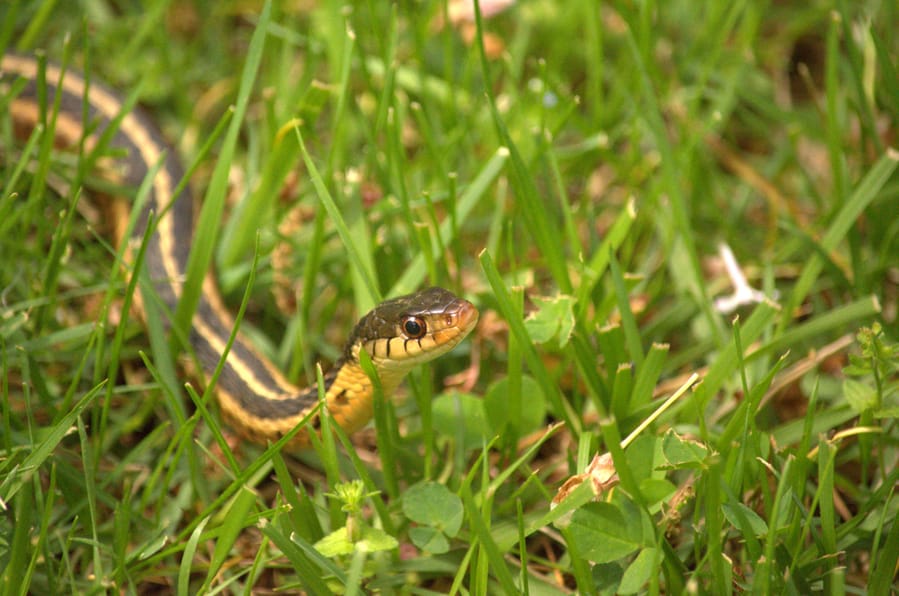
top-left (216, 357), bottom-right (411, 447)
top-left (320, 360), bottom-right (406, 436)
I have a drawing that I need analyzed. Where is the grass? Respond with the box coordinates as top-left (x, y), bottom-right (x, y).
top-left (2, 0), bottom-right (898, 593)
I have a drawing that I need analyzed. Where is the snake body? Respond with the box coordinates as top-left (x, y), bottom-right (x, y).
top-left (2, 54), bottom-right (478, 446)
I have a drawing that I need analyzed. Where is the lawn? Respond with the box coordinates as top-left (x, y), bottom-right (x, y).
top-left (1, 0), bottom-right (898, 593)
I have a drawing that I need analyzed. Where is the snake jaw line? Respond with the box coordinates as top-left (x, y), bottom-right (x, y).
top-left (358, 289), bottom-right (479, 370)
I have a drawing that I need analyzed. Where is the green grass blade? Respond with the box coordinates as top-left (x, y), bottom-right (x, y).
top-left (174, 0), bottom-right (272, 336)
top-left (390, 147), bottom-right (508, 296)
top-left (295, 124), bottom-right (380, 308)
top-left (199, 486), bottom-right (258, 593)
top-left (480, 249), bottom-right (577, 432)
top-left (781, 150), bottom-right (899, 328)
top-left (0, 383), bottom-right (102, 502)
top-left (868, 490), bottom-right (899, 595)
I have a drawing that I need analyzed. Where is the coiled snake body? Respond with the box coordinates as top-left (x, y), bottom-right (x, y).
top-left (2, 54), bottom-right (478, 446)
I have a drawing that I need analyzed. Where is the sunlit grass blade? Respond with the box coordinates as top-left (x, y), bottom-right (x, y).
top-left (390, 147), bottom-right (508, 296)
top-left (4, 476), bottom-right (34, 593)
top-left (261, 527), bottom-right (337, 594)
top-left (271, 452), bottom-right (323, 542)
top-left (295, 124), bottom-right (380, 309)
top-left (868, 489), bottom-right (899, 595)
top-left (781, 149), bottom-right (899, 328)
top-left (199, 486), bottom-right (257, 593)
top-left (75, 417), bottom-right (104, 590)
top-left (575, 198), bottom-right (638, 321)
top-left (219, 118), bottom-right (302, 269)
top-left (690, 301), bottom-right (781, 422)
top-left (608, 252), bottom-right (643, 368)
top-left (357, 348), bottom-right (399, 500)
top-left (471, 0), bottom-right (571, 295)
top-left (630, 343), bottom-right (669, 412)
top-left (757, 295), bottom-right (880, 360)
top-left (178, 517), bottom-right (209, 596)
top-left (364, 56), bottom-right (474, 112)
top-left (174, 0), bottom-right (271, 336)
top-left (480, 249), bottom-right (577, 433)
top-left (0, 382), bottom-right (102, 502)
top-left (0, 122), bottom-right (43, 231)
top-left (461, 478), bottom-right (518, 593)
top-left (618, 7), bottom-right (721, 344)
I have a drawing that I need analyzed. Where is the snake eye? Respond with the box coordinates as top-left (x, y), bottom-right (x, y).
top-left (402, 316), bottom-right (426, 339)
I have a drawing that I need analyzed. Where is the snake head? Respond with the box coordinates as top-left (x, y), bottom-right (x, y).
top-left (347, 287), bottom-right (479, 371)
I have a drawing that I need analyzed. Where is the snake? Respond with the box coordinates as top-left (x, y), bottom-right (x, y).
top-left (2, 53), bottom-right (479, 447)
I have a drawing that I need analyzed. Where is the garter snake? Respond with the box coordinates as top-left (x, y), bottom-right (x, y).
top-left (1, 53), bottom-right (479, 446)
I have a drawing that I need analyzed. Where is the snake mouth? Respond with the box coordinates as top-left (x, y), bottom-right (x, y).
top-left (428, 297), bottom-right (478, 355)
top-left (451, 298), bottom-right (479, 334)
